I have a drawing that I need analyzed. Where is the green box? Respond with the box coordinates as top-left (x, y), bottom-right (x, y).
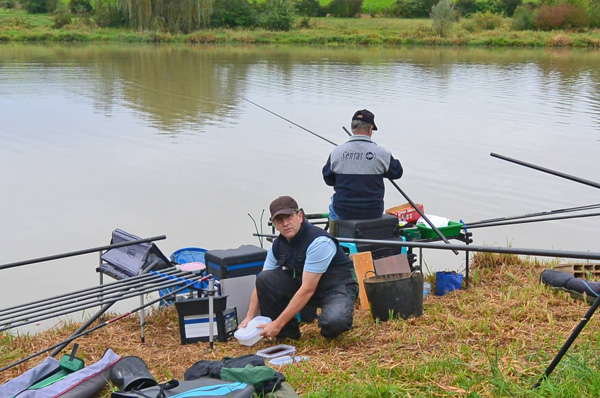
top-left (402, 228), bottom-right (421, 241)
top-left (416, 221), bottom-right (463, 240)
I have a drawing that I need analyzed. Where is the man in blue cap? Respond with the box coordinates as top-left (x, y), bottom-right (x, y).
top-left (322, 109), bottom-right (403, 221)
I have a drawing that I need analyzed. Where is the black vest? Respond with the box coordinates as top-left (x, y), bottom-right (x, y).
top-left (272, 220), bottom-right (355, 284)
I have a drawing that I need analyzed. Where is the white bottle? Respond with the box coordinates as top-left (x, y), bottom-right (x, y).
top-left (423, 282), bottom-right (432, 298)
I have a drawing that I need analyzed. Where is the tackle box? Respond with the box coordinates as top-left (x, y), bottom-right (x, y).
top-left (335, 214), bottom-right (400, 240)
top-left (416, 221), bottom-right (463, 240)
top-left (354, 237), bottom-right (407, 260)
top-left (386, 203), bottom-right (424, 224)
top-left (174, 296), bottom-right (238, 344)
top-left (205, 245), bottom-right (267, 279)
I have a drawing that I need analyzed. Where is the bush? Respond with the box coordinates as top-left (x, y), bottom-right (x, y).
top-left (589, 3), bottom-right (600, 28)
top-left (53, 1), bottom-right (71, 28)
top-left (431, 0), bottom-right (456, 36)
top-left (259, 0), bottom-right (295, 31)
top-left (536, 2), bottom-right (589, 30)
top-left (474, 0), bottom-right (501, 14)
top-left (210, 0), bottom-right (257, 28)
top-left (70, 0), bottom-right (92, 14)
top-left (500, 0), bottom-right (522, 16)
top-left (0, 0), bottom-right (16, 8)
top-left (294, 0), bottom-right (324, 16)
top-left (392, 0), bottom-right (436, 18)
top-left (511, 4), bottom-right (536, 30)
top-left (454, 0), bottom-right (476, 16)
top-left (327, 0), bottom-right (363, 17)
top-left (23, 0), bottom-right (48, 13)
top-left (471, 10), bottom-right (504, 29)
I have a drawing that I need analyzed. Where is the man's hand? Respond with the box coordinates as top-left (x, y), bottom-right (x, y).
top-left (258, 321), bottom-right (282, 338)
top-left (238, 317), bottom-right (253, 329)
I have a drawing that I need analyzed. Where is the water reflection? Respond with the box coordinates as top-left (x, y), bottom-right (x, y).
top-left (1, 44), bottom-right (599, 327)
top-left (1, 44), bottom-right (599, 135)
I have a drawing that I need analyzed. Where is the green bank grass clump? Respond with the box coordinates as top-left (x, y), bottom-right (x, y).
top-left (1, 8), bottom-right (600, 46)
top-left (2, 253), bottom-right (600, 397)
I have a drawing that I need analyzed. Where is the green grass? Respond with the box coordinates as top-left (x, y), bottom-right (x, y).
top-left (3, 254), bottom-right (600, 397)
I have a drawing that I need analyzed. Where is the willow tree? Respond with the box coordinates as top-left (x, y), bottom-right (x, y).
top-left (118, 0), bottom-right (213, 32)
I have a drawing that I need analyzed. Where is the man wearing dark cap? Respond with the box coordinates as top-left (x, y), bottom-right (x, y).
top-left (322, 109), bottom-right (403, 221)
top-left (239, 195), bottom-right (358, 340)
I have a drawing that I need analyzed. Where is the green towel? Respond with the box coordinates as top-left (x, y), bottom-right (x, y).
top-left (220, 364), bottom-right (275, 389)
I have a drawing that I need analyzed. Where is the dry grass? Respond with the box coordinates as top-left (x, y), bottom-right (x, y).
top-left (2, 254), bottom-right (600, 396)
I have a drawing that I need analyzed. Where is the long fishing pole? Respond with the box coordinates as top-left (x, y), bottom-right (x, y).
top-left (0, 235), bottom-right (167, 271)
top-left (0, 272), bottom-right (201, 331)
top-left (491, 153), bottom-right (600, 190)
top-left (342, 126), bottom-right (458, 254)
top-left (0, 274), bottom-right (212, 373)
top-left (533, 292), bottom-right (600, 388)
top-left (465, 211), bottom-right (600, 229)
top-left (0, 268), bottom-right (183, 319)
top-left (0, 270), bottom-right (201, 329)
top-left (0, 269), bottom-right (185, 321)
top-left (466, 203), bottom-right (600, 227)
top-left (253, 233), bottom-right (600, 261)
top-left (242, 97), bottom-right (458, 254)
top-left (241, 97), bottom-right (338, 146)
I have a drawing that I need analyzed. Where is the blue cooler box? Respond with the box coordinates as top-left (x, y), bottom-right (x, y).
top-left (205, 245), bottom-right (267, 279)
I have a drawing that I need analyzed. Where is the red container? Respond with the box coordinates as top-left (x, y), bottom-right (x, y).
top-left (386, 203), bottom-right (425, 224)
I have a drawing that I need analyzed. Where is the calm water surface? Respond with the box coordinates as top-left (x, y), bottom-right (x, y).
top-left (1, 44), bottom-right (599, 332)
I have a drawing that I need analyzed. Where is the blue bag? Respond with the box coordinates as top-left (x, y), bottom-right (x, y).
top-left (435, 271), bottom-right (463, 296)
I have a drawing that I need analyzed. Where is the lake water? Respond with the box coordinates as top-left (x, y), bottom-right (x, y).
top-left (1, 43), bottom-right (599, 333)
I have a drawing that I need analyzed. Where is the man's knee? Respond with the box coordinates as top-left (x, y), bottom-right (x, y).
top-left (319, 315), bottom-right (353, 338)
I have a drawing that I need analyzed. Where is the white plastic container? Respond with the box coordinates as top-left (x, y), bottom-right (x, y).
top-left (268, 356), bottom-right (310, 366)
top-left (233, 316), bottom-right (271, 346)
top-left (256, 344), bottom-right (296, 360)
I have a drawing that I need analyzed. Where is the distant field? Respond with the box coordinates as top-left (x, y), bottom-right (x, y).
top-left (319, 0), bottom-right (397, 14)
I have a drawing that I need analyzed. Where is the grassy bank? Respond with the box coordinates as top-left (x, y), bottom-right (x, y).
top-left (1, 8), bottom-right (599, 46)
top-left (2, 253), bottom-right (600, 397)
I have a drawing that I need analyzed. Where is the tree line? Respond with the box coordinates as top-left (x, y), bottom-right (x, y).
top-left (1, 0), bottom-right (598, 32)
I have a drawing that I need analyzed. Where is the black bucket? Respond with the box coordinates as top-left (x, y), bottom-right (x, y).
top-left (363, 272), bottom-right (424, 321)
top-left (110, 356), bottom-right (158, 391)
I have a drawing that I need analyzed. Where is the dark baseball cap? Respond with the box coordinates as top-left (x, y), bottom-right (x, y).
top-left (352, 109), bottom-right (377, 130)
top-left (269, 195), bottom-right (299, 221)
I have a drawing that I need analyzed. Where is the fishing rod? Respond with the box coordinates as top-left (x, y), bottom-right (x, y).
top-left (241, 97), bottom-right (338, 146)
top-left (491, 153), bottom-right (600, 190)
top-left (242, 97), bottom-right (457, 253)
top-left (253, 233), bottom-right (600, 261)
top-left (533, 292), bottom-right (600, 388)
top-left (0, 268), bottom-right (183, 319)
top-left (0, 272), bottom-right (201, 331)
top-left (0, 274), bottom-right (212, 373)
top-left (342, 125), bottom-right (457, 254)
top-left (0, 269), bottom-right (203, 329)
top-left (464, 211), bottom-right (600, 230)
top-left (466, 203), bottom-right (600, 227)
top-left (0, 235), bottom-right (167, 271)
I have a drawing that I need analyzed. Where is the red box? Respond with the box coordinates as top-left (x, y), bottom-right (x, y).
top-left (386, 203), bottom-right (425, 224)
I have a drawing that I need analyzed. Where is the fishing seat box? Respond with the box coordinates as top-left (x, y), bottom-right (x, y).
top-left (205, 245), bottom-right (267, 280)
top-left (335, 214), bottom-right (400, 240)
top-left (174, 296), bottom-right (238, 344)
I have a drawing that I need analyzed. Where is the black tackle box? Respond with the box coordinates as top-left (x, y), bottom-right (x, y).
top-left (335, 214), bottom-right (400, 240)
top-left (205, 245), bottom-right (267, 279)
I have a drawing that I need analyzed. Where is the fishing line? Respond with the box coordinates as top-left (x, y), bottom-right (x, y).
top-left (240, 97), bottom-right (338, 146)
